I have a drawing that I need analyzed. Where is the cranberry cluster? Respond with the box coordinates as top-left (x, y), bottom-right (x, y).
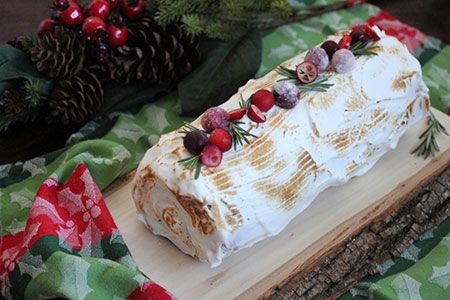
top-left (37, 0), bottom-right (145, 47)
top-left (182, 89), bottom-right (280, 169)
top-left (320, 25), bottom-right (380, 74)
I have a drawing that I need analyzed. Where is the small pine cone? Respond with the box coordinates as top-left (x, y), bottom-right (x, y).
top-left (50, 70), bottom-right (104, 124)
top-left (108, 17), bottom-right (201, 84)
top-left (30, 26), bottom-right (85, 79)
top-left (0, 90), bottom-right (26, 115)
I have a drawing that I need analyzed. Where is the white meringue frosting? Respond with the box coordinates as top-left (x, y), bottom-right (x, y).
top-left (132, 27), bottom-right (429, 267)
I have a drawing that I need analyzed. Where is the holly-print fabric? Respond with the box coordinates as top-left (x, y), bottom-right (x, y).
top-left (1, 1), bottom-right (450, 299)
top-left (0, 164), bottom-right (174, 300)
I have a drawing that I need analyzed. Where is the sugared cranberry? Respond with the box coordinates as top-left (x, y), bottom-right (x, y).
top-left (201, 107), bottom-right (230, 132)
top-left (304, 47), bottom-right (329, 73)
top-left (273, 81), bottom-right (301, 109)
top-left (332, 49), bottom-right (356, 74)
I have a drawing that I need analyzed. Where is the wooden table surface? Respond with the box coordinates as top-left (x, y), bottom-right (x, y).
top-left (0, 0), bottom-right (449, 164)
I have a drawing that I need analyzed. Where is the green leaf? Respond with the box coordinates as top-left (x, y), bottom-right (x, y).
top-left (178, 30), bottom-right (262, 116)
top-left (0, 45), bottom-right (52, 94)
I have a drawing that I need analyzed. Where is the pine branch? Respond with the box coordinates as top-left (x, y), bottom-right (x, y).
top-left (23, 79), bottom-right (47, 108)
top-left (411, 112), bottom-right (448, 159)
top-left (154, 0), bottom-right (365, 39)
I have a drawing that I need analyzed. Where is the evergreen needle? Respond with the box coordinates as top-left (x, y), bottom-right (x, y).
top-left (411, 112), bottom-right (448, 159)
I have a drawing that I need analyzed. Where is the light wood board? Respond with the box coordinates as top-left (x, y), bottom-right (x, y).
top-left (105, 108), bottom-right (450, 300)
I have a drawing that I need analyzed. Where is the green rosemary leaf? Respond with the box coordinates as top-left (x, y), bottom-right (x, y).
top-left (297, 76), bottom-right (333, 92)
top-left (411, 112), bottom-right (448, 159)
top-left (194, 159), bottom-right (202, 179)
top-left (349, 40), bottom-right (379, 56)
top-left (178, 155), bottom-right (201, 170)
top-left (179, 121), bottom-right (206, 134)
top-left (276, 64), bottom-right (334, 93)
top-left (239, 94), bottom-right (251, 109)
top-left (229, 121), bottom-right (257, 150)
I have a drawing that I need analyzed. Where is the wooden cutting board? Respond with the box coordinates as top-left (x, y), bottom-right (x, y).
top-left (104, 108), bottom-right (450, 300)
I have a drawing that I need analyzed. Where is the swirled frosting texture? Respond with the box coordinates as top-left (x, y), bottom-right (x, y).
top-left (133, 27), bottom-right (429, 267)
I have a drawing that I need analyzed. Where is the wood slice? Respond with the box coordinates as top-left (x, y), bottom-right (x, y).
top-left (268, 166), bottom-right (450, 300)
top-left (104, 108), bottom-right (450, 300)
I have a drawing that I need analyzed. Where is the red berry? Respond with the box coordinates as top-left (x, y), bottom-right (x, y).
top-left (320, 40), bottom-right (339, 60)
top-left (201, 144), bottom-right (223, 168)
top-left (108, 0), bottom-right (119, 9)
top-left (54, 0), bottom-right (83, 27)
top-left (363, 24), bottom-right (380, 41)
top-left (247, 104), bottom-right (266, 123)
top-left (122, 0), bottom-right (145, 20)
top-left (183, 131), bottom-right (208, 155)
top-left (350, 28), bottom-right (370, 45)
top-left (87, 0), bottom-right (111, 21)
top-left (338, 34), bottom-right (352, 49)
top-left (82, 16), bottom-right (107, 41)
top-left (37, 18), bottom-right (58, 36)
top-left (229, 108), bottom-right (247, 121)
top-left (209, 128), bottom-right (233, 152)
top-left (107, 24), bottom-right (128, 47)
top-left (201, 107), bottom-right (230, 132)
top-left (295, 61), bottom-right (318, 84)
top-left (251, 89), bottom-right (275, 112)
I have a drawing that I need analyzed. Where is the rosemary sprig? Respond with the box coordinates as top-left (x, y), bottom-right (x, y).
top-left (178, 155), bottom-right (202, 179)
top-left (276, 66), bottom-right (334, 92)
top-left (239, 94), bottom-right (251, 109)
top-left (411, 112), bottom-right (448, 159)
top-left (179, 121), bottom-right (206, 134)
top-left (229, 121), bottom-right (257, 150)
top-left (276, 65), bottom-right (297, 79)
top-left (349, 40), bottom-right (379, 56)
top-left (297, 76), bottom-right (334, 92)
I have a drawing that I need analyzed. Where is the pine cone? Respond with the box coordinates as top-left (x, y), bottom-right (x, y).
top-left (0, 90), bottom-right (26, 116)
top-left (49, 70), bottom-right (104, 124)
top-left (108, 17), bottom-right (201, 84)
top-left (30, 26), bottom-right (85, 79)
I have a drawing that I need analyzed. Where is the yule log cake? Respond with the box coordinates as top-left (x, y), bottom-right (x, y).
top-left (132, 26), bottom-right (429, 267)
